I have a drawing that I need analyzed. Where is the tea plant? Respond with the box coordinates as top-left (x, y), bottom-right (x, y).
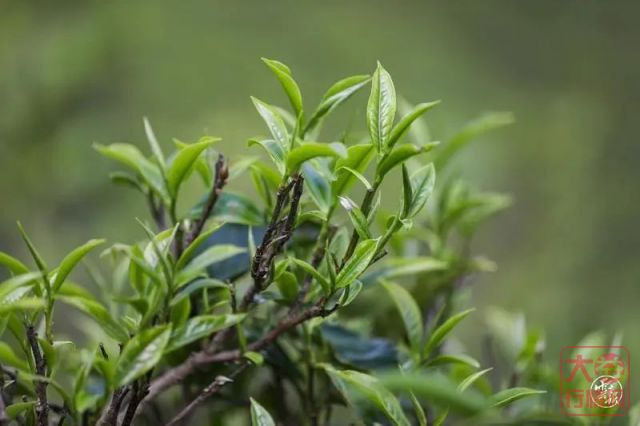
top-left (0, 59), bottom-right (622, 425)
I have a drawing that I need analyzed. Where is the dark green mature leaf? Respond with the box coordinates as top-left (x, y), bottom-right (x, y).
top-left (367, 62), bottom-right (396, 154)
top-left (377, 143), bottom-right (437, 179)
top-left (339, 197), bottom-right (371, 239)
top-left (335, 239), bottom-right (378, 289)
top-left (57, 295), bottom-right (129, 342)
top-left (387, 101), bottom-right (440, 149)
top-left (248, 138), bottom-right (287, 175)
top-left (381, 280), bottom-right (423, 356)
top-left (250, 398), bottom-right (276, 426)
top-left (322, 364), bottom-right (411, 426)
top-left (434, 112), bottom-right (514, 171)
top-left (321, 324), bottom-right (398, 369)
top-left (262, 58), bottom-right (303, 118)
top-left (424, 308), bottom-right (475, 357)
top-left (332, 144), bottom-right (375, 196)
top-left (401, 164), bottom-right (413, 218)
top-left (304, 75), bottom-right (370, 136)
top-left (94, 143), bottom-right (167, 199)
top-left (115, 325), bottom-right (171, 387)
top-left (489, 387), bottom-right (546, 408)
top-left (286, 142), bottom-right (347, 173)
top-left (190, 192), bottom-right (264, 225)
top-left (379, 372), bottom-right (487, 415)
top-left (143, 117), bottom-right (166, 168)
top-left (0, 252), bottom-right (29, 275)
top-left (166, 314), bottom-right (245, 352)
top-left (251, 97), bottom-right (289, 150)
top-left (167, 138), bottom-right (220, 196)
top-left (404, 163), bottom-right (436, 219)
top-left (52, 239), bottom-right (105, 292)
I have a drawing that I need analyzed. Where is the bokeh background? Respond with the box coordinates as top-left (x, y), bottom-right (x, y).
top-left (2, 0), bottom-right (638, 396)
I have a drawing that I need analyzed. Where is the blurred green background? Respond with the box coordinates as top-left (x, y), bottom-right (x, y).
top-left (1, 0), bottom-right (638, 386)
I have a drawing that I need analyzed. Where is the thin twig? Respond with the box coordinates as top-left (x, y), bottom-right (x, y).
top-left (26, 324), bottom-right (48, 426)
top-left (96, 387), bottom-right (128, 426)
top-left (143, 299), bottom-right (334, 407)
top-left (186, 154), bottom-right (228, 246)
top-left (165, 363), bottom-right (249, 426)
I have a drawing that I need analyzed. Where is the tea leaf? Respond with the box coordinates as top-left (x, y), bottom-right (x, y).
top-left (251, 97), bottom-right (289, 150)
top-left (57, 295), bottom-right (129, 342)
top-left (286, 142), bottom-right (347, 173)
top-left (424, 308), bottom-right (475, 357)
top-left (0, 252), bottom-right (29, 275)
top-left (166, 314), bottom-right (245, 352)
top-left (387, 101), bottom-right (440, 150)
top-left (262, 58), bottom-right (303, 118)
top-left (143, 117), bottom-right (166, 168)
top-left (377, 143), bottom-right (437, 179)
top-left (489, 387), bottom-right (546, 408)
top-left (339, 197), bottom-right (371, 239)
top-left (250, 398), bottom-right (276, 426)
top-left (248, 138), bottom-right (287, 175)
top-left (52, 239), bottom-right (105, 292)
top-left (115, 325), bottom-right (171, 387)
top-left (332, 144), bottom-right (375, 196)
top-left (335, 239), bottom-right (378, 289)
top-left (458, 367), bottom-right (493, 392)
top-left (382, 280), bottom-right (423, 356)
top-left (167, 138), bottom-right (220, 196)
top-left (367, 62), bottom-right (396, 154)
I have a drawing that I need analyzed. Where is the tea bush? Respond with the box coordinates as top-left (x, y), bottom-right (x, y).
top-left (0, 59), bottom-right (628, 425)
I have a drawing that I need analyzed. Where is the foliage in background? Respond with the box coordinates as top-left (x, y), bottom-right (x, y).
top-left (0, 59), bottom-right (630, 425)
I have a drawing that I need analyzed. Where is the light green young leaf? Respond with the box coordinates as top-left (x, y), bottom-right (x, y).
top-left (56, 295), bottom-right (129, 342)
top-left (424, 308), bottom-right (475, 357)
top-left (387, 101), bottom-right (440, 150)
top-left (166, 314), bottom-right (245, 352)
top-left (0, 298), bottom-right (45, 314)
top-left (404, 163), bottom-right (436, 219)
top-left (338, 280), bottom-right (362, 307)
top-left (367, 62), bottom-right (396, 154)
top-left (251, 97), bottom-right (289, 150)
top-left (6, 401), bottom-right (36, 420)
top-left (332, 144), bottom-right (375, 196)
top-left (304, 75), bottom-right (370, 136)
top-left (291, 258), bottom-right (331, 295)
top-left (170, 278), bottom-right (228, 306)
top-left (339, 197), bottom-right (371, 239)
top-left (0, 272), bottom-right (42, 303)
top-left (286, 142), bottom-right (347, 173)
top-left (52, 239), bottom-right (105, 292)
top-left (166, 138), bottom-right (220, 196)
top-left (434, 112), bottom-right (514, 171)
top-left (176, 245), bottom-right (246, 286)
top-left (379, 372), bottom-right (487, 416)
top-left (244, 351), bottom-right (264, 366)
top-left (377, 142), bottom-right (437, 179)
top-left (381, 280), bottom-right (423, 356)
top-left (335, 239), bottom-right (378, 289)
top-left (176, 223), bottom-right (223, 270)
top-left (361, 256), bottom-right (447, 285)
top-left (427, 354), bottom-right (480, 369)
top-left (0, 252), bottom-right (29, 275)
top-left (275, 271), bottom-right (298, 301)
top-left (143, 117), bottom-right (166, 168)
top-left (302, 162), bottom-right (332, 214)
top-left (250, 398), bottom-right (276, 426)
top-left (261, 58), bottom-right (303, 118)
top-left (322, 365), bottom-right (411, 426)
top-left (17, 222), bottom-right (48, 273)
top-left (0, 341), bottom-right (30, 371)
top-left (93, 143), bottom-right (167, 200)
top-left (114, 325), bottom-right (171, 387)
top-left (248, 138), bottom-right (287, 175)
top-left (336, 166), bottom-right (372, 192)
top-left (458, 367), bottom-right (493, 392)
top-left (489, 387), bottom-right (546, 408)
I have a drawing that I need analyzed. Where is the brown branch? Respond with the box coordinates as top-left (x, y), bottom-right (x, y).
top-left (186, 154), bottom-right (228, 246)
top-left (26, 324), bottom-right (48, 426)
top-left (96, 387), bottom-right (128, 426)
top-left (165, 363), bottom-right (250, 426)
top-left (142, 299), bottom-right (334, 408)
top-left (244, 175), bottom-right (303, 310)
